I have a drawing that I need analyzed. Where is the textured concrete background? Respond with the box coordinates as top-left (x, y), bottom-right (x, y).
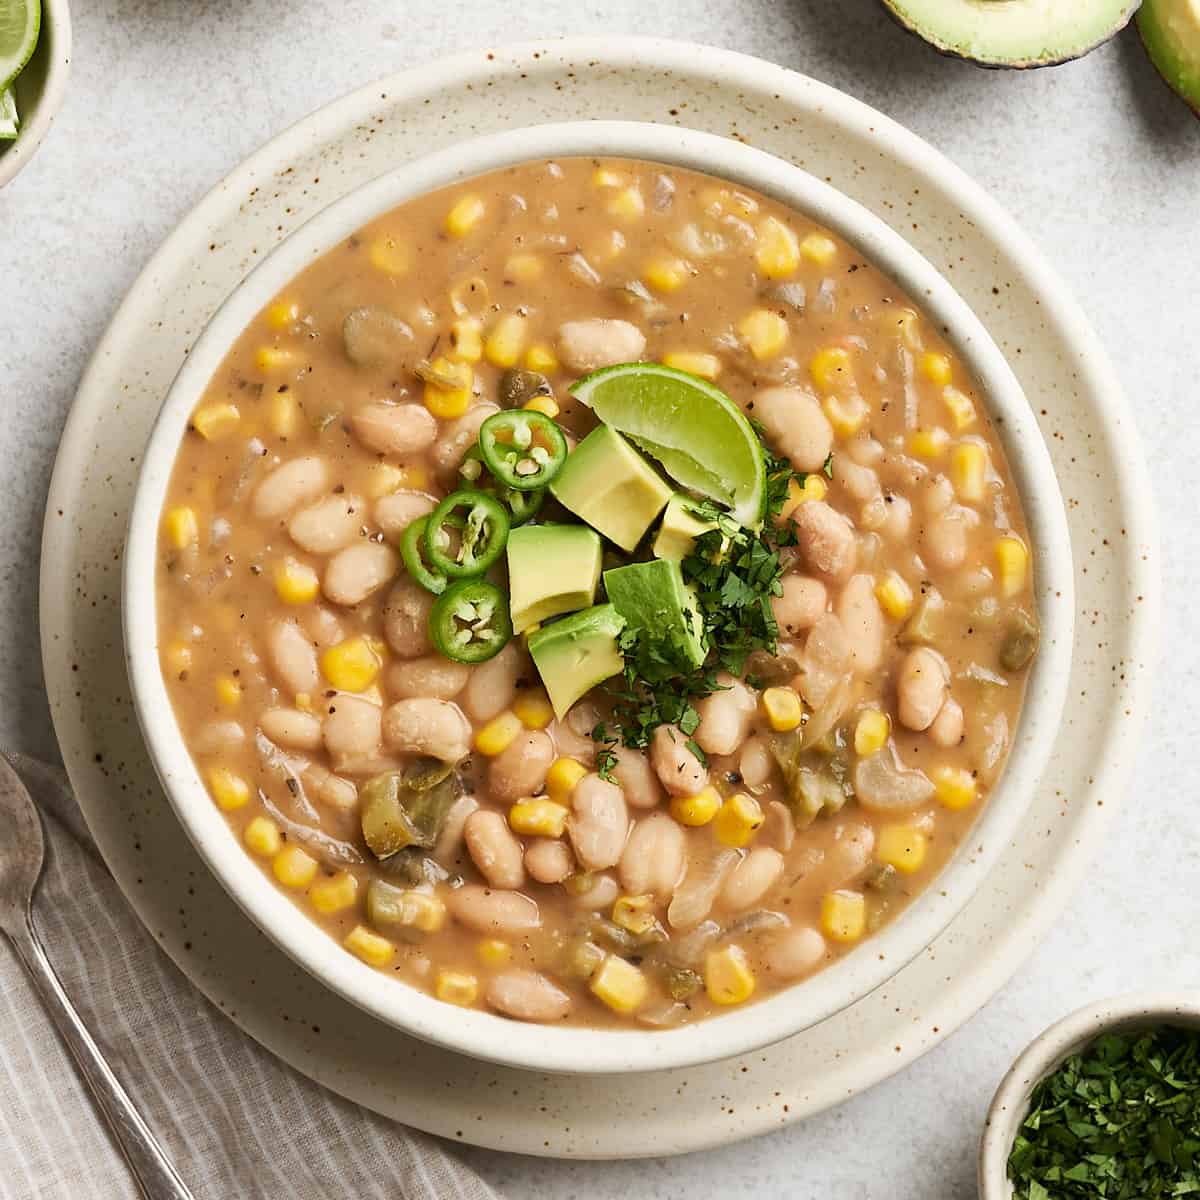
top-left (2, 1), bottom-right (1197, 1196)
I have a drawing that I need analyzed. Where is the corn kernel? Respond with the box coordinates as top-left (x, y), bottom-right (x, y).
top-left (909, 428), bottom-right (950, 460)
top-left (309, 871), bottom-right (359, 914)
top-left (508, 798), bottom-right (569, 839)
top-left (662, 351), bottom-right (721, 380)
top-left (512, 691), bottom-right (555, 730)
top-left (206, 766), bottom-right (250, 812)
top-left (422, 356), bottom-right (473, 420)
top-left (643, 257), bottom-right (689, 294)
top-left (367, 235), bottom-right (409, 275)
top-left (320, 636), bottom-right (383, 693)
top-left (591, 166), bottom-right (627, 189)
top-left (876, 825), bottom-right (928, 875)
top-left (612, 894), bottom-right (658, 937)
top-left (995, 536), bottom-right (1029, 597)
top-left (799, 232), bottom-right (838, 265)
top-left (365, 463), bottom-right (404, 498)
top-left (266, 298), bottom-right (300, 329)
top-left (435, 970), bottom-right (479, 1007)
top-left (606, 185), bottom-right (645, 220)
top-left (943, 385), bottom-right (977, 430)
top-left (590, 955), bottom-right (648, 1014)
top-left (563, 872), bottom-right (596, 897)
top-left (394, 465), bottom-right (429, 491)
top-left (875, 571), bottom-right (913, 621)
top-left (390, 891), bottom-right (447, 933)
top-left (951, 441), bottom-right (988, 502)
top-left (780, 474), bottom-right (828, 519)
top-left (809, 346), bottom-right (853, 394)
top-left (882, 305), bottom-right (924, 349)
top-left (932, 765), bottom-right (978, 810)
top-left (164, 640), bottom-right (193, 675)
top-left (273, 558), bottom-right (320, 605)
top-left (504, 252), bottom-right (543, 283)
top-left (854, 708), bottom-right (891, 756)
top-left (823, 394), bottom-right (869, 438)
top-left (476, 938), bottom-right (512, 967)
top-left (243, 817), bottom-right (281, 857)
top-left (254, 346), bottom-right (294, 374)
top-left (475, 711), bottom-right (523, 757)
top-left (737, 308), bottom-right (789, 360)
top-left (448, 317), bottom-right (483, 364)
top-left (523, 395), bottom-right (560, 419)
top-left (273, 844), bottom-right (319, 889)
top-left (483, 314), bottom-right (528, 369)
top-left (714, 793), bottom-right (764, 848)
top-left (267, 389), bottom-right (299, 439)
top-left (295, 692), bottom-right (313, 712)
top-left (344, 924), bottom-right (395, 968)
top-left (821, 889), bottom-right (866, 942)
top-left (705, 945), bottom-right (756, 1006)
top-left (755, 216), bottom-right (801, 278)
top-left (761, 687), bottom-right (804, 732)
top-left (163, 506), bottom-right (198, 550)
top-left (546, 757), bottom-right (588, 805)
top-left (191, 402), bottom-right (241, 441)
top-left (919, 352), bottom-right (953, 385)
top-left (669, 785), bottom-right (722, 828)
top-left (214, 675), bottom-right (242, 709)
top-left (524, 343), bottom-right (558, 373)
top-left (445, 193), bottom-right (486, 238)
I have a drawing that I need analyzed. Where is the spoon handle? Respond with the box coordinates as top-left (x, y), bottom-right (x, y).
top-left (9, 913), bottom-right (195, 1200)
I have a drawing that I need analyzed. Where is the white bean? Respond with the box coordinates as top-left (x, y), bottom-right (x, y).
top-left (323, 542), bottom-right (398, 607)
top-left (259, 708), bottom-right (323, 751)
top-left (835, 456), bottom-right (880, 504)
top-left (720, 847), bottom-right (784, 911)
top-left (266, 618), bottom-right (319, 695)
top-left (791, 501), bottom-right (857, 583)
top-left (386, 656), bottom-right (470, 701)
top-left (448, 885), bottom-right (542, 935)
top-left (193, 719), bottom-right (245, 756)
top-left (928, 695), bottom-right (965, 747)
top-left (772, 574), bottom-right (827, 635)
top-left (373, 490), bottom-right (436, 542)
top-left (461, 642), bottom-right (520, 722)
top-left (382, 698), bottom-right (471, 762)
top-left (568, 872), bottom-right (619, 910)
top-left (382, 577), bottom-right (434, 658)
top-left (824, 822), bottom-right (876, 887)
top-left (897, 647), bottom-right (949, 732)
top-left (300, 605), bottom-right (345, 648)
top-left (287, 493), bottom-right (364, 555)
top-left (302, 763), bottom-right (358, 811)
top-left (739, 736), bottom-right (774, 790)
top-left (488, 731), bottom-right (554, 804)
top-left (619, 812), bottom-right (685, 899)
top-left (751, 386), bottom-right (834, 474)
top-left (650, 725), bottom-right (708, 797)
top-left (434, 794), bottom-right (479, 864)
top-left (350, 403), bottom-right (437, 457)
top-left (485, 969), bottom-right (571, 1022)
top-left (922, 507), bottom-right (971, 571)
top-left (557, 318), bottom-right (646, 372)
top-left (431, 403), bottom-right (499, 475)
top-left (695, 676), bottom-right (756, 757)
top-left (464, 810), bottom-right (526, 889)
top-left (610, 745), bottom-right (662, 810)
top-left (567, 774), bottom-right (628, 871)
top-left (322, 695), bottom-right (382, 763)
top-left (836, 573), bottom-right (884, 675)
top-left (253, 457), bottom-right (330, 522)
top-left (766, 925), bottom-right (828, 979)
top-left (525, 837), bottom-right (575, 884)
top-left (879, 493), bottom-right (913, 542)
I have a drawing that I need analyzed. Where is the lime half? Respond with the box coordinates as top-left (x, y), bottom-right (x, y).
top-left (569, 362), bottom-right (767, 528)
top-left (0, 88), bottom-right (17, 139)
top-left (0, 0), bottom-right (40, 93)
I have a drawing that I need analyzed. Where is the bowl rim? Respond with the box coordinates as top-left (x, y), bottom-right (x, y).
top-left (0, 0), bottom-right (72, 189)
top-left (978, 991), bottom-right (1200, 1199)
top-left (122, 118), bottom-right (1075, 1076)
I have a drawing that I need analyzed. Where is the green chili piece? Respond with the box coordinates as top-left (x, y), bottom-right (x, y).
top-left (458, 445), bottom-right (545, 526)
top-left (424, 489), bottom-right (509, 579)
top-left (429, 578), bottom-right (513, 663)
top-left (478, 409), bottom-right (568, 491)
top-left (399, 516), bottom-right (448, 595)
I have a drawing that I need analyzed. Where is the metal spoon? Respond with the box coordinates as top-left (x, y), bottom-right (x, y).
top-left (0, 755), bottom-right (194, 1200)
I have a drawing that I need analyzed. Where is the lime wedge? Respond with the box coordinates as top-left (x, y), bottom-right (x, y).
top-left (0, 87), bottom-right (17, 139)
top-left (0, 0), bottom-right (40, 93)
top-left (569, 362), bottom-right (767, 528)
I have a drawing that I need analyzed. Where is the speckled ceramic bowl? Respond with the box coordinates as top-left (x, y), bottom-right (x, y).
top-left (0, 0), bottom-right (72, 189)
top-left (979, 992), bottom-right (1200, 1199)
top-left (123, 119), bottom-right (1074, 1075)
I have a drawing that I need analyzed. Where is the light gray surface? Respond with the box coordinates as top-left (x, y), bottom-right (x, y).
top-left (1, 2), bottom-right (1195, 1198)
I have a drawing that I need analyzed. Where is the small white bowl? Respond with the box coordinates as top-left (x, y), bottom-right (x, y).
top-left (124, 120), bottom-right (1075, 1075)
top-left (979, 992), bottom-right (1200, 1198)
top-left (0, 0), bottom-right (72, 189)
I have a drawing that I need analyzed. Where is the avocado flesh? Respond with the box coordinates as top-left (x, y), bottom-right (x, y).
top-left (881, 0), bottom-right (1139, 67)
top-left (1139, 0), bottom-right (1200, 115)
top-left (507, 524), bottom-right (603, 634)
top-left (603, 559), bottom-right (707, 671)
top-left (653, 493), bottom-right (719, 563)
top-left (550, 425), bottom-right (673, 552)
top-left (527, 604), bottom-right (626, 719)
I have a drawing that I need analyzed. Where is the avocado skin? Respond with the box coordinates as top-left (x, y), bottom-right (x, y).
top-left (878, 0), bottom-right (1140, 69)
top-left (1138, 0), bottom-right (1200, 116)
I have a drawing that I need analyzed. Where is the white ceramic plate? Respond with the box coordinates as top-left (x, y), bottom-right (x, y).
top-left (41, 37), bottom-right (1157, 1156)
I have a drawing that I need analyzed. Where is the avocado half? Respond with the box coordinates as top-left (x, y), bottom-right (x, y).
top-left (880, 0), bottom-right (1141, 69)
top-left (1138, 0), bottom-right (1200, 115)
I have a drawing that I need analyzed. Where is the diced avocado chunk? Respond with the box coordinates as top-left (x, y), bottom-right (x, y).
top-left (527, 604), bottom-right (626, 719)
top-left (603, 558), bottom-right (706, 671)
top-left (1138, 0), bottom-right (1200, 115)
top-left (549, 425), bottom-right (673, 552)
top-left (653, 493), bottom-right (719, 562)
top-left (507, 524), bottom-right (603, 634)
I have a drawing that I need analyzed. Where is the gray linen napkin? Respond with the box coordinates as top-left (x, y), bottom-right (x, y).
top-left (0, 753), bottom-right (502, 1200)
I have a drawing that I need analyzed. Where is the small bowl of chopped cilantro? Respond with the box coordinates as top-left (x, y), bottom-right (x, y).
top-left (980, 992), bottom-right (1200, 1200)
